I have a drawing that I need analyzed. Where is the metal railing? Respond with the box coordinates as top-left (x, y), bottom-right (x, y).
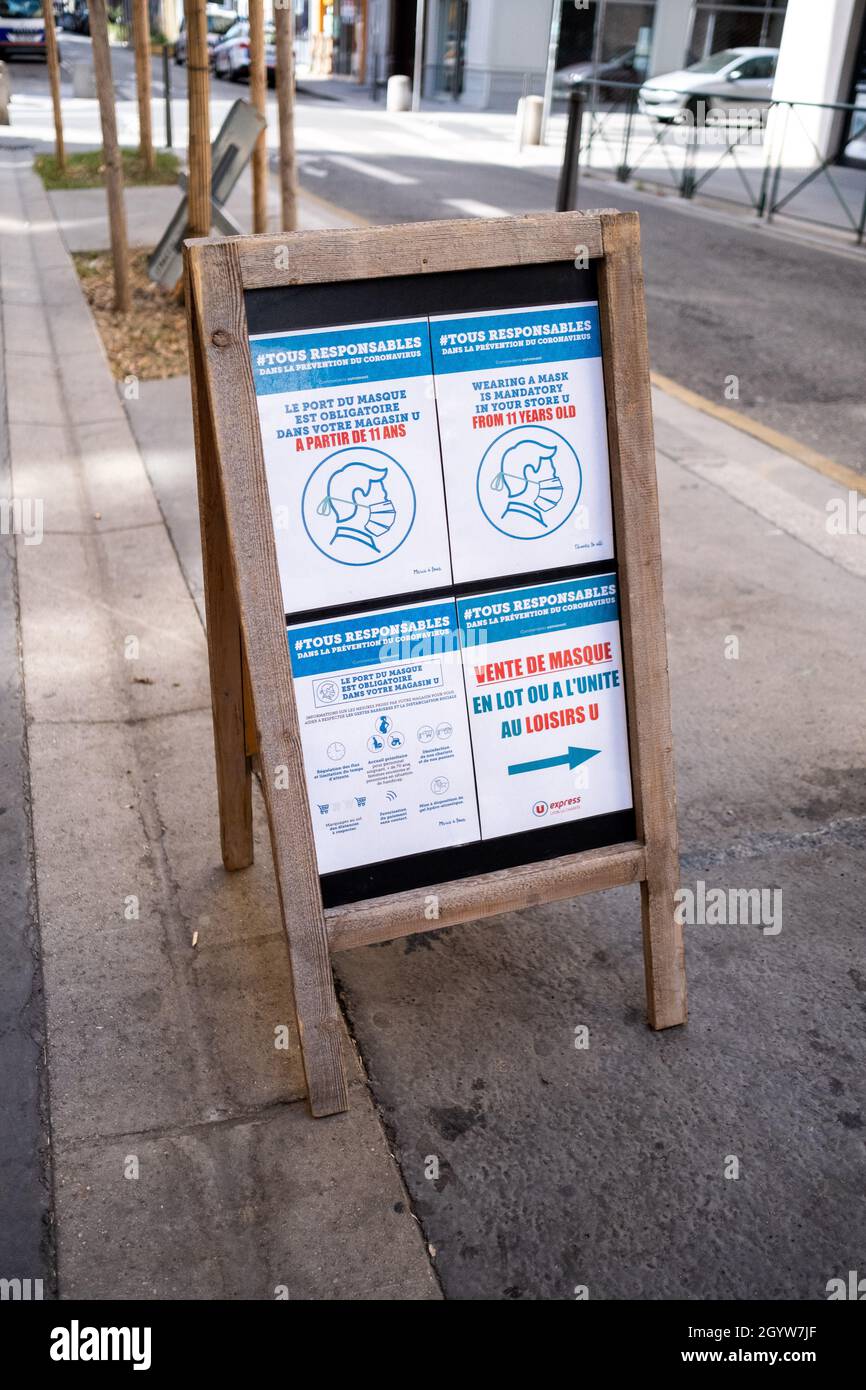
top-left (558, 80), bottom-right (866, 246)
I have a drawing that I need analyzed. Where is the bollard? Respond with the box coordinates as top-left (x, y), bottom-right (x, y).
top-left (556, 88), bottom-right (584, 212)
top-left (0, 61), bottom-right (9, 126)
top-left (163, 44), bottom-right (173, 149)
top-left (386, 74), bottom-right (411, 112)
top-left (72, 62), bottom-right (97, 99)
top-left (516, 94), bottom-right (544, 146)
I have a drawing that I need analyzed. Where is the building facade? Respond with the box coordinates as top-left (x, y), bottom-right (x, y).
top-left (354, 0), bottom-right (866, 168)
top-left (157, 0), bottom-right (866, 165)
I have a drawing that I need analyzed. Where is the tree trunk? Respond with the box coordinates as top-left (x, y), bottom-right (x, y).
top-left (248, 0), bottom-right (268, 234)
top-left (42, 0), bottom-right (64, 171)
top-left (133, 0), bottom-right (153, 174)
top-left (88, 0), bottom-right (130, 312)
top-left (274, 1), bottom-right (297, 232)
top-left (184, 0), bottom-right (211, 238)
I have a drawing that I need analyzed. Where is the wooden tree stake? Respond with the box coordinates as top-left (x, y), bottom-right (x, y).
top-left (249, 0), bottom-right (268, 234)
top-left (133, 0), bottom-right (154, 174)
top-left (43, 0), bottom-right (65, 172)
top-left (184, 0), bottom-right (211, 239)
top-left (89, 0), bottom-right (130, 313)
top-left (274, 0), bottom-right (297, 233)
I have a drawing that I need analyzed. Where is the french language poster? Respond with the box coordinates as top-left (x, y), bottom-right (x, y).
top-left (287, 599), bottom-right (479, 874)
top-left (250, 317), bottom-right (452, 612)
top-left (458, 573), bottom-right (633, 841)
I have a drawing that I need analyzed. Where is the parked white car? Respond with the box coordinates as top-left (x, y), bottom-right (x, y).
top-left (212, 18), bottom-right (277, 85)
top-left (639, 47), bottom-right (778, 122)
top-left (175, 5), bottom-right (238, 67)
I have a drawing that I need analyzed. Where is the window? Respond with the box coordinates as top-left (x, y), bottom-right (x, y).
top-left (687, 50), bottom-right (744, 75)
top-left (0, 0), bottom-right (43, 15)
top-left (732, 55), bottom-right (777, 80)
top-left (209, 14), bottom-right (238, 37)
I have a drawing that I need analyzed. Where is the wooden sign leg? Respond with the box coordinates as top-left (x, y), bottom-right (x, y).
top-left (640, 855), bottom-right (686, 1029)
top-left (597, 212), bottom-right (687, 1031)
top-left (187, 243), bottom-right (349, 1116)
top-left (187, 281), bottom-right (254, 872)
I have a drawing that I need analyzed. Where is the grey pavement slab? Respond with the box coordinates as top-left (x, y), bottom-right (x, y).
top-left (56, 1099), bottom-right (439, 1300)
top-left (1, 153), bottom-right (439, 1300)
top-left (126, 375), bottom-right (205, 620)
top-left (329, 401), bottom-right (866, 1299)
top-left (48, 183), bottom-right (231, 258)
top-left (46, 154), bottom-right (346, 255)
top-left (49, 185), bottom-right (184, 253)
top-left (0, 216), bottom-right (54, 1295)
top-left (335, 837), bottom-right (866, 1300)
top-left (126, 360), bottom-right (866, 1301)
top-left (4, 131), bottom-right (864, 1299)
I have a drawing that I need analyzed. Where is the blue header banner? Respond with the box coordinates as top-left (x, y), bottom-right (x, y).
top-left (457, 574), bottom-right (619, 647)
top-left (289, 599), bottom-right (460, 678)
top-left (250, 319), bottom-right (433, 396)
top-left (430, 303), bottom-right (601, 375)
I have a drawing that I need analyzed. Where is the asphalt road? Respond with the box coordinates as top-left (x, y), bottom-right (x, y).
top-left (285, 114), bottom-right (866, 474)
top-left (8, 38), bottom-right (864, 470)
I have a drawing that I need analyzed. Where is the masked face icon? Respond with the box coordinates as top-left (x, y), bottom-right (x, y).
top-left (491, 440), bottom-right (562, 527)
top-left (318, 463), bottom-right (396, 552)
top-left (363, 490), bottom-right (397, 536)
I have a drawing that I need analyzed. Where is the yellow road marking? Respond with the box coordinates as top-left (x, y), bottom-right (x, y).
top-left (299, 185), bottom-right (372, 228)
top-left (292, 184), bottom-right (865, 498)
top-left (651, 371), bottom-right (866, 497)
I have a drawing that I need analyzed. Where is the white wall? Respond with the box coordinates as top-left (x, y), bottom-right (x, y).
top-left (769, 0), bottom-right (866, 163)
top-left (445, 0), bottom-right (552, 109)
top-left (648, 0), bottom-right (692, 77)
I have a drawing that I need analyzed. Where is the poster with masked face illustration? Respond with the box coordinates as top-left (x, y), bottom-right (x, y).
top-left (430, 302), bottom-right (615, 584)
top-left (250, 317), bottom-right (452, 614)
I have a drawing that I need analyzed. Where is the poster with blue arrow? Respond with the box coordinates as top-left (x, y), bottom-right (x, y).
top-left (457, 574), bottom-right (633, 840)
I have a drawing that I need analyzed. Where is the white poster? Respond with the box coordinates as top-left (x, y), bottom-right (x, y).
top-left (430, 301), bottom-right (615, 584)
top-left (288, 599), bottom-right (480, 875)
top-left (457, 574), bottom-right (633, 840)
top-left (250, 317), bottom-right (452, 614)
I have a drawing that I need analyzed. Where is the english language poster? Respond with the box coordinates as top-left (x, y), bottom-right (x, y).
top-left (288, 599), bottom-right (479, 875)
top-left (431, 301), bottom-right (615, 584)
top-left (457, 574), bottom-right (633, 840)
top-left (250, 318), bottom-right (452, 613)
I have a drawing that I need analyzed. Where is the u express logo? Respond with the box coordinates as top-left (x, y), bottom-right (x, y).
top-left (532, 801), bottom-right (549, 818)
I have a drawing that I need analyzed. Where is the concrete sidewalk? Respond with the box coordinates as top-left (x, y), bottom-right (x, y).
top-left (45, 158), bottom-right (367, 253)
top-left (129, 297), bottom-right (866, 1296)
top-left (0, 147), bottom-right (439, 1300)
top-left (3, 149), bottom-right (865, 1300)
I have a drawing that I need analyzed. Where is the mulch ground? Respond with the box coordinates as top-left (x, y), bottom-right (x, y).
top-left (73, 249), bottom-right (189, 381)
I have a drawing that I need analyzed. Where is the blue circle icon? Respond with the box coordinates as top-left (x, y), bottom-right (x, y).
top-left (476, 425), bottom-right (581, 540)
top-left (301, 446), bottom-right (416, 567)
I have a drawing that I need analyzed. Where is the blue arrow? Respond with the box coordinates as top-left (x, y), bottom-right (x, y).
top-left (507, 746), bottom-right (600, 776)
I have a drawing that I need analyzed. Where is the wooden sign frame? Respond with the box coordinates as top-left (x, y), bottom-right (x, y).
top-left (183, 211), bottom-right (687, 1118)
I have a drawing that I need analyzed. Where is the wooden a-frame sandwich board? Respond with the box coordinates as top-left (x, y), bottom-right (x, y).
top-left (183, 211), bottom-right (687, 1118)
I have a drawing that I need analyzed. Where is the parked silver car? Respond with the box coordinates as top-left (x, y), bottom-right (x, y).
top-left (639, 47), bottom-right (778, 122)
top-left (212, 18), bottom-right (277, 86)
top-left (174, 4), bottom-right (238, 67)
